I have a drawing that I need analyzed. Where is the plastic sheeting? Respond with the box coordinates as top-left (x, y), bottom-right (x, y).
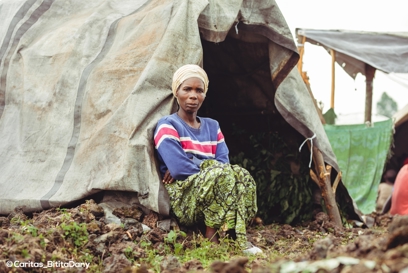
top-left (297, 29), bottom-right (408, 78)
top-left (324, 119), bottom-right (393, 214)
top-left (0, 0), bottom-right (349, 216)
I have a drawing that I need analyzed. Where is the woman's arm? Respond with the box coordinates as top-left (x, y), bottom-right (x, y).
top-left (155, 123), bottom-right (200, 180)
top-left (215, 127), bottom-right (230, 164)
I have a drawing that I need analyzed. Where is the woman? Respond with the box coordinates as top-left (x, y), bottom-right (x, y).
top-left (389, 158), bottom-right (408, 215)
top-left (154, 64), bottom-right (258, 250)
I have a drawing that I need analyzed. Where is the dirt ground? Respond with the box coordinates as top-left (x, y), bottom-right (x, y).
top-left (1, 200), bottom-right (408, 273)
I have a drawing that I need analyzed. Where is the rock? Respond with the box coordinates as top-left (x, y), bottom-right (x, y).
top-left (311, 235), bottom-right (333, 259)
top-left (147, 228), bottom-right (165, 243)
top-left (160, 255), bottom-right (181, 272)
top-left (102, 254), bottom-right (131, 273)
top-left (315, 212), bottom-right (329, 225)
top-left (0, 216), bottom-right (9, 227)
top-left (143, 211), bottom-right (159, 229)
top-left (210, 257), bottom-right (249, 273)
top-left (386, 215), bottom-right (408, 249)
top-left (87, 221), bottom-right (101, 233)
top-left (94, 231), bottom-right (121, 244)
top-left (182, 259), bottom-right (204, 272)
top-left (388, 215), bottom-right (408, 233)
top-left (112, 206), bottom-right (144, 221)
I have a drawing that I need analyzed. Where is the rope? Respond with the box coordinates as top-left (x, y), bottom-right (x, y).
top-left (299, 133), bottom-right (317, 168)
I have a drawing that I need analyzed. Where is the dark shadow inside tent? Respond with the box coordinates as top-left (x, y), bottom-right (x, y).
top-left (386, 120), bottom-right (408, 172)
top-left (199, 34), bottom-right (320, 224)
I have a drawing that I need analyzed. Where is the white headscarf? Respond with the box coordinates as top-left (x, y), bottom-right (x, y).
top-left (172, 64), bottom-right (209, 97)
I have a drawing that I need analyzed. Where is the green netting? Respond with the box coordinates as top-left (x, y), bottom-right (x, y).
top-left (324, 119), bottom-right (393, 214)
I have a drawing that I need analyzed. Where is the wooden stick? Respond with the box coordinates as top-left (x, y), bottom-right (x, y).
top-left (330, 49), bottom-right (336, 109)
top-left (310, 169), bottom-right (320, 187)
top-left (332, 172), bottom-right (342, 194)
top-left (297, 35), bottom-right (306, 74)
top-left (364, 63), bottom-right (376, 124)
top-left (308, 143), bottom-right (343, 228)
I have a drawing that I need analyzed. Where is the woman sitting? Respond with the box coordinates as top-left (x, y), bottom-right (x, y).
top-left (154, 64), bottom-right (258, 250)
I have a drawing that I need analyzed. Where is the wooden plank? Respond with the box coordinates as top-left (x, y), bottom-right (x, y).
top-left (364, 64), bottom-right (376, 124)
top-left (330, 49), bottom-right (336, 109)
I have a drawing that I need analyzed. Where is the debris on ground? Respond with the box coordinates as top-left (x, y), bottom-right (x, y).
top-left (0, 200), bottom-right (407, 273)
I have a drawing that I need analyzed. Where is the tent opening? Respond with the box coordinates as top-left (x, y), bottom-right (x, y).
top-left (200, 33), bottom-right (318, 224)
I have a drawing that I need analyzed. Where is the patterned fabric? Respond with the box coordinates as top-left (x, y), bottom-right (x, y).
top-left (164, 159), bottom-right (257, 249)
top-left (324, 119), bottom-right (393, 214)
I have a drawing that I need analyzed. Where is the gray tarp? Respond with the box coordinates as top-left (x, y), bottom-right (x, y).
top-left (0, 0), bottom-right (343, 215)
top-left (296, 28), bottom-right (408, 78)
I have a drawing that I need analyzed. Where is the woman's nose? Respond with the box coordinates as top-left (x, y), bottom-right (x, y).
top-left (189, 91), bottom-right (198, 99)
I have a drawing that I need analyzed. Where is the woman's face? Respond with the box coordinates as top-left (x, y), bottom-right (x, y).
top-left (176, 77), bottom-right (206, 114)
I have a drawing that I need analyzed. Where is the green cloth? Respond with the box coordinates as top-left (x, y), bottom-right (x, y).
top-left (323, 108), bottom-right (337, 125)
top-left (324, 119), bottom-right (393, 214)
top-left (165, 159), bottom-right (257, 249)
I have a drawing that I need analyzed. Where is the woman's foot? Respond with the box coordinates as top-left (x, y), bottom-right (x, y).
top-left (205, 226), bottom-right (219, 243)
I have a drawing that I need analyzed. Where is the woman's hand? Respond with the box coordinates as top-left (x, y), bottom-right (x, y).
top-left (163, 170), bottom-right (175, 184)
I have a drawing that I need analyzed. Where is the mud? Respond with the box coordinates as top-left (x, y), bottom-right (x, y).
top-left (1, 200), bottom-right (408, 273)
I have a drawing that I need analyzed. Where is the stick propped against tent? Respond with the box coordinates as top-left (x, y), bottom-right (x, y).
top-left (308, 144), bottom-right (342, 227)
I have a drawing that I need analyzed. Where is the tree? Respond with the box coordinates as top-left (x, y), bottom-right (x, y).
top-left (376, 92), bottom-right (398, 118)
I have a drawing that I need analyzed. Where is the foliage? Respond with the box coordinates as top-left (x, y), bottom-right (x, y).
top-left (230, 129), bottom-right (314, 224)
top-left (60, 221), bottom-right (89, 247)
top-left (376, 91), bottom-right (398, 118)
top-left (139, 230), bottom-right (245, 270)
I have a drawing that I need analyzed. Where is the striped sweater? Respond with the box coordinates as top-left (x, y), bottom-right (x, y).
top-left (154, 113), bottom-right (229, 180)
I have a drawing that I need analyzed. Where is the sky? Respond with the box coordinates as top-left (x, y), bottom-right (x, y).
top-left (275, 0), bottom-right (408, 122)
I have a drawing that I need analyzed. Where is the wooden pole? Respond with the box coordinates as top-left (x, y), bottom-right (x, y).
top-left (309, 143), bottom-right (343, 228)
top-left (364, 64), bottom-right (376, 124)
top-left (296, 35), bottom-right (326, 124)
top-left (330, 49), bottom-right (336, 109)
top-left (297, 35), bottom-right (306, 74)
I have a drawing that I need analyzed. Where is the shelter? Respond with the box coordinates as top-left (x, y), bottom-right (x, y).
top-left (295, 29), bottom-right (407, 214)
top-left (0, 0), bottom-right (358, 223)
top-left (296, 28), bottom-right (408, 123)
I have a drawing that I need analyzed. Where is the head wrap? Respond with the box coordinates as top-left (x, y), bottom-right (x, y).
top-left (172, 64), bottom-right (209, 97)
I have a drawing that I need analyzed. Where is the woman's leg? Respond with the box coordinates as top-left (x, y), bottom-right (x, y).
top-left (165, 160), bottom-right (257, 248)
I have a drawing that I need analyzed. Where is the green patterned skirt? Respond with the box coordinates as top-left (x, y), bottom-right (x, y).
top-left (164, 159), bottom-right (257, 248)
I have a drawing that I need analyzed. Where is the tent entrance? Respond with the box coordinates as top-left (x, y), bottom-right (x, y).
top-left (200, 35), bottom-right (317, 224)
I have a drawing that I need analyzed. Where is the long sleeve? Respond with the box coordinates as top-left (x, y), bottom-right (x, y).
top-left (215, 127), bottom-right (229, 164)
top-left (154, 123), bottom-right (200, 180)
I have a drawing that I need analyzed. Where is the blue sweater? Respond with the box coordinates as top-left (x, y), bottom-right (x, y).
top-left (154, 113), bottom-right (229, 180)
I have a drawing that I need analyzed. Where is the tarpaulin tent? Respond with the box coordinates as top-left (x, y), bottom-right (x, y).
top-left (0, 0), bottom-right (358, 221)
top-left (295, 28), bottom-right (407, 214)
top-left (296, 29), bottom-right (408, 78)
top-left (296, 28), bottom-right (408, 123)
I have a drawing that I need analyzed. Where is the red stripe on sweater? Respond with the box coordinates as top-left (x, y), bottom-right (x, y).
top-left (154, 127), bottom-right (180, 145)
top-left (217, 131), bottom-right (225, 142)
top-left (181, 140), bottom-right (216, 155)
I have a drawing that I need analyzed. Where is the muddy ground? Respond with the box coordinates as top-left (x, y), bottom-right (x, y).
top-left (1, 200), bottom-right (408, 273)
